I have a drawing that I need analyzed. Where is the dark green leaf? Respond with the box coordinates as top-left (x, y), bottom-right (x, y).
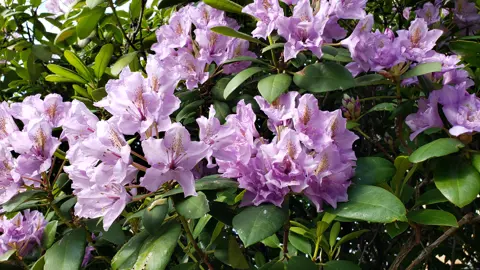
top-left (94, 44), bottom-right (114, 79)
top-left (324, 260), bottom-right (361, 270)
top-left (262, 43), bottom-right (285, 53)
top-left (233, 204), bottom-right (288, 247)
top-left (262, 234), bottom-right (281, 248)
top-left (258, 74), bottom-right (292, 103)
top-left (2, 190), bottom-right (47, 212)
top-left (213, 100), bottom-right (230, 123)
top-left (31, 256), bottom-right (45, 270)
top-left (228, 235), bottom-right (249, 269)
top-left (91, 88), bottom-right (107, 101)
top-left (203, 0), bottom-right (243, 14)
top-left (176, 100), bottom-right (204, 122)
top-left (414, 188), bottom-right (448, 207)
top-left (211, 26), bottom-right (266, 45)
top-left (409, 138), bottom-right (465, 163)
top-left (111, 52), bottom-right (139, 76)
top-left (333, 185), bottom-right (407, 223)
top-left (401, 62), bottom-right (442, 79)
top-left (289, 232), bottom-right (311, 255)
top-left (386, 222), bottom-right (408, 239)
top-left (367, 103), bottom-right (397, 113)
top-left (212, 77), bottom-right (232, 101)
top-left (224, 67), bottom-right (264, 99)
top-left (354, 157), bottom-right (396, 185)
top-left (143, 199), bottom-right (169, 236)
top-left (333, 229), bottom-right (368, 250)
top-left (175, 192), bottom-right (210, 219)
top-left (111, 231), bottom-right (150, 270)
top-left (32, 45), bottom-right (52, 62)
top-left (222, 56), bottom-right (269, 66)
top-left (42, 221), bottom-right (58, 249)
top-left (355, 74), bottom-right (387, 86)
top-left (286, 256), bottom-right (316, 270)
top-left (44, 228), bottom-right (86, 270)
top-left (171, 263), bottom-right (197, 270)
top-left (161, 175), bottom-right (238, 197)
top-left (434, 157), bottom-right (480, 207)
top-left (407, 209), bottom-right (458, 227)
top-left (293, 62), bottom-right (355, 93)
top-left (77, 7), bottom-right (106, 39)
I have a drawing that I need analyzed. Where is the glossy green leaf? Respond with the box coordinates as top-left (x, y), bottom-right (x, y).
top-left (161, 175), bottom-right (238, 197)
top-left (233, 205), bottom-right (288, 247)
top-left (211, 26), bottom-right (266, 45)
top-left (175, 192), bottom-right (209, 219)
top-left (94, 44), bottom-right (114, 79)
top-left (333, 185), bottom-right (407, 223)
top-left (171, 263), bottom-right (197, 270)
top-left (385, 222), bottom-right (408, 239)
top-left (293, 62), bottom-right (355, 93)
top-left (409, 138), bottom-right (465, 163)
top-left (46, 75), bottom-right (82, 83)
top-left (323, 260), bottom-right (361, 270)
top-left (434, 157), bottom-right (480, 207)
top-left (212, 77), bottom-right (232, 101)
top-left (143, 199), bottom-right (169, 236)
top-left (213, 100), bottom-right (230, 123)
top-left (333, 229), bottom-right (368, 250)
top-left (227, 235), bottom-right (249, 269)
top-left (203, 0), bottom-right (243, 14)
top-left (471, 154), bottom-right (480, 173)
top-left (42, 220), bottom-right (58, 249)
top-left (289, 232), bottom-right (311, 255)
top-left (133, 222), bottom-right (181, 270)
top-left (2, 190), bottom-right (47, 212)
top-left (64, 51), bottom-right (92, 81)
top-left (31, 255), bottom-right (45, 270)
top-left (355, 74), bottom-right (387, 86)
top-left (329, 222), bottom-right (341, 248)
top-left (401, 62), bottom-right (442, 79)
top-left (367, 103), bottom-right (397, 113)
top-left (286, 256), bottom-right (316, 270)
top-left (111, 231), bottom-right (150, 270)
top-left (77, 7), bottom-right (106, 39)
top-left (222, 56), bottom-right (270, 66)
top-left (44, 228), bottom-right (86, 270)
top-left (54, 26), bottom-right (76, 44)
top-left (354, 157), bottom-right (396, 185)
top-left (407, 209), bottom-right (458, 227)
top-left (414, 188), bottom-right (448, 207)
top-left (224, 67), bottom-right (264, 99)
top-left (176, 100), bottom-right (204, 122)
top-left (47, 64), bottom-right (87, 84)
top-left (262, 234), bottom-right (281, 248)
top-left (262, 43), bottom-right (285, 53)
top-left (111, 52), bottom-right (139, 76)
top-left (258, 74), bottom-right (292, 103)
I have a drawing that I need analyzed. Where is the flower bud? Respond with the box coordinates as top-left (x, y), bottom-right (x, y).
top-left (341, 94), bottom-right (361, 120)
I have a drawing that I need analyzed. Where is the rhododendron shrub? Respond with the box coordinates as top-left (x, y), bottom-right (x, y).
top-left (1, 0), bottom-right (480, 269)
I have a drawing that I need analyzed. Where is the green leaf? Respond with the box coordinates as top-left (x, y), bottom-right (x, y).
top-left (86, 0), bottom-right (104, 8)
top-left (54, 26), bottom-right (76, 44)
top-left (111, 52), bottom-right (139, 76)
top-left (46, 75), bottom-right (83, 83)
top-left (31, 256), bottom-right (45, 270)
top-left (227, 235), bottom-right (249, 269)
top-left (42, 221), bottom-right (58, 249)
top-left (407, 209), bottom-right (458, 227)
top-left (171, 263), bottom-right (197, 270)
top-left (323, 260), bottom-right (361, 270)
top-left (289, 232), bottom-right (311, 255)
top-left (111, 231), bottom-right (150, 270)
top-left (471, 153), bottom-right (480, 173)
top-left (409, 138), bottom-right (465, 163)
top-left (329, 222), bottom-right (341, 248)
top-left (203, 0), bottom-right (243, 14)
top-left (262, 43), bottom-right (285, 53)
top-left (193, 215), bottom-right (212, 239)
top-left (2, 190), bottom-right (47, 212)
top-left (346, 121), bottom-right (360, 130)
top-left (354, 157), bottom-right (396, 185)
top-left (0, 250), bottom-right (15, 262)
top-left (355, 74), bottom-right (387, 86)
top-left (47, 64), bottom-right (87, 84)
top-left (176, 100), bottom-right (204, 122)
top-left (233, 205), bottom-right (288, 247)
top-left (333, 185), bottom-right (407, 223)
top-left (32, 45), bottom-right (52, 62)
top-left (175, 192), bottom-right (210, 219)
top-left (385, 222), bottom-right (408, 238)
top-left (262, 234), bottom-right (281, 249)
top-left (333, 229), bottom-right (369, 251)
top-left (258, 74), bottom-right (292, 103)
top-left (213, 100), bottom-right (230, 123)
top-left (211, 26), bottom-right (266, 45)
top-left (286, 256), bottom-right (316, 270)
top-left (64, 51), bottom-right (92, 81)
top-left (143, 199), bottom-right (169, 236)
top-left (449, 40), bottom-right (480, 56)
top-left (414, 188), bottom-right (448, 207)
top-left (133, 222), bottom-right (181, 270)
top-left (44, 228), bottom-right (86, 270)
top-left (94, 44), bottom-right (114, 79)
top-left (77, 7), bottom-right (106, 39)
top-left (434, 157), bottom-right (480, 207)
top-left (212, 77), bottom-right (232, 101)
top-left (391, 156), bottom-right (411, 192)
top-left (222, 56), bottom-right (269, 66)
top-left (161, 175), bottom-right (238, 197)
top-left (293, 62), bottom-right (355, 93)
top-left (224, 67), bottom-right (264, 99)
top-left (401, 62), bottom-right (442, 79)
top-left (367, 103), bottom-right (397, 113)
top-left (91, 87), bottom-right (107, 101)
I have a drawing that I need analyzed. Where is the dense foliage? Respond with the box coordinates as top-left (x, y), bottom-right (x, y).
top-left (1, 0), bottom-right (480, 269)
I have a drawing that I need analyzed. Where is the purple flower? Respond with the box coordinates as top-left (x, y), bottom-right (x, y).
top-left (341, 14), bottom-right (374, 59)
top-left (0, 102), bottom-right (19, 146)
top-left (405, 95), bottom-right (443, 140)
top-left (175, 49), bottom-right (209, 90)
top-left (440, 84), bottom-right (480, 136)
top-left (276, 0), bottom-right (325, 61)
top-left (242, 0), bottom-right (284, 39)
top-left (145, 55), bottom-right (180, 96)
top-left (0, 210), bottom-right (46, 257)
top-left (403, 7), bottom-right (412, 20)
top-left (82, 245), bottom-right (95, 268)
top-left (454, 0), bottom-right (480, 35)
top-left (189, 2), bottom-right (236, 29)
top-left (0, 144), bottom-right (22, 204)
top-left (151, 12), bottom-right (192, 59)
top-left (10, 94), bottom-right (70, 128)
top-left (61, 100), bottom-right (98, 146)
top-left (195, 29), bottom-right (232, 65)
top-left (141, 124), bottom-right (209, 196)
top-left (397, 18), bottom-right (443, 62)
top-left (331, 0), bottom-right (367, 19)
top-left (254, 91), bottom-right (298, 131)
top-left (416, 2), bottom-right (441, 25)
top-left (45, 0), bottom-right (76, 14)
top-left (223, 39), bottom-right (256, 75)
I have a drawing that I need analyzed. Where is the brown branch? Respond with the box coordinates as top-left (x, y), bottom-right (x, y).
top-left (388, 235), bottom-right (417, 270)
top-left (406, 213), bottom-right (479, 270)
top-left (179, 216), bottom-right (214, 270)
top-left (282, 220), bottom-right (290, 260)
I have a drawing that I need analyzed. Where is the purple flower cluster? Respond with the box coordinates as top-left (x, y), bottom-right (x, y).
top-left (243, 0), bottom-right (367, 61)
top-left (150, 3), bottom-right (255, 90)
top-left (198, 93), bottom-right (358, 210)
top-left (0, 210), bottom-right (46, 257)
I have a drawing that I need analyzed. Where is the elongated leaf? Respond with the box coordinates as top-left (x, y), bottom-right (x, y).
top-left (409, 138), bottom-right (464, 163)
top-left (258, 74), bottom-right (292, 103)
top-left (213, 100), bottom-right (230, 123)
top-left (111, 231), bottom-right (150, 270)
top-left (211, 26), bottom-right (266, 45)
top-left (434, 157), bottom-right (480, 207)
top-left (175, 192), bottom-right (210, 219)
top-left (161, 175), bottom-right (238, 197)
top-left (329, 222), bottom-right (341, 248)
top-left (262, 43), bottom-right (285, 53)
top-left (367, 103), bottom-right (397, 113)
top-left (407, 209), bottom-right (458, 227)
top-left (203, 0), bottom-right (243, 14)
top-left (333, 185), bottom-right (407, 223)
top-left (289, 232), bottom-right (311, 255)
top-left (228, 236), bottom-right (249, 269)
top-left (224, 67), bottom-right (264, 99)
top-left (44, 228), bottom-right (86, 270)
top-left (333, 229), bottom-right (369, 250)
top-left (31, 256), bottom-right (45, 270)
top-left (143, 199), bottom-right (169, 236)
top-left (222, 56), bottom-right (269, 66)
top-left (64, 51), bottom-right (92, 81)
top-left (94, 44), bottom-right (114, 79)
top-left (385, 222), bottom-right (408, 239)
top-left (2, 190), bottom-right (47, 212)
top-left (262, 234), bottom-right (281, 249)
top-left (54, 26), bottom-right (76, 44)
top-left (77, 7), bottom-right (106, 39)
top-left (46, 75), bottom-right (82, 83)
top-left (42, 221), bottom-right (58, 249)
top-left (401, 62), bottom-right (442, 79)
top-left (354, 157), bottom-right (396, 185)
top-left (355, 74), bottom-right (387, 86)
top-left (324, 260), bottom-right (361, 270)
top-left (233, 205), bottom-right (288, 247)
top-left (0, 250), bottom-right (15, 262)
top-left (414, 188), bottom-right (448, 207)
top-left (111, 52), bottom-right (139, 76)
top-left (287, 256), bottom-right (316, 270)
top-left (47, 64), bottom-right (87, 84)
top-left (293, 62), bottom-right (355, 93)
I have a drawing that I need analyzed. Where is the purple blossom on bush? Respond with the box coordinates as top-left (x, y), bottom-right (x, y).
top-left (416, 2), bottom-right (441, 25)
top-left (0, 102), bottom-right (19, 146)
top-left (405, 95), bottom-right (443, 140)
top-left (397, 18), bottom-right (443, 62)
top-left (454, 0), bottom-right (480, 35)
top-left (242, 0), bottom-right (284, 39)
